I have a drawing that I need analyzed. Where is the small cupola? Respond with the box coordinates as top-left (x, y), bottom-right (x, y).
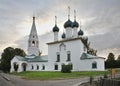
top-left (53, 16), bottom-right (59, 32)
top-left (78, 29), bottom-right (84, 36)
top-left (62, 32), bottom-right (66, 39)
top-left (78, 21), bottom-right (84, 36)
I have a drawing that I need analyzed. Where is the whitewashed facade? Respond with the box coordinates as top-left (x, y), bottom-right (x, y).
top-left (10, 9), bottom-right (105, 72)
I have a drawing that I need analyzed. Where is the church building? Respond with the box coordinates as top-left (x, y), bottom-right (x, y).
top-left (10, 8), bottom-right (105, 72)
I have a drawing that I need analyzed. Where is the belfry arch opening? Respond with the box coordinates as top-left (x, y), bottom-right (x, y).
top-left (32, 41), bottom-right (35, 46)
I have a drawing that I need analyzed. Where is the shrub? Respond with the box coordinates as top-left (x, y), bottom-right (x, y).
top-left (61, 64), bottom-right (71, 73)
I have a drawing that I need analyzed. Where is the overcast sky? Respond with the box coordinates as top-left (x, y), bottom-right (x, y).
top-left (0, 0), bottom-right (120, 59)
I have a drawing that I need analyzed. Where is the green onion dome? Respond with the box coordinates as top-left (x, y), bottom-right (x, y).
top-left (53, 25), bottom-right (59, 32)
top-left (62, 32), bottom-right (66, 39)
top-left (72, 20), bottom-right (79, 28)
top-left (78, 29), bottom-right (84, 36)
top-left (64, 19), bottom-right (73, 28)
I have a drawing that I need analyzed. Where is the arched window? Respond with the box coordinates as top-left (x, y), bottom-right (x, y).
top-left (37, 65), bottom-right (39, 70)
top-left (92, 61), bottom-right (97, 69)
top-left (42, 65), bottom-right (45, 70)
top-left (54, 64), bottom-right (58, 70)
top-left (59, 42), bottom-right (66, 51)
top-left (67, 51), bottom-right (71, 61)
top-left (56, 52), bottom-right (60, 62)
top-left (31, 65), bottom-right (34, 70)
top-left (32, 41), bottom-right (35, 46)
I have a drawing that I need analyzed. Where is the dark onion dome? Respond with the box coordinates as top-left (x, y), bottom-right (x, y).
top-left (78, 29), bottom-right (84, 36)
top-left (64, 19), bottom-right (73, 28)
top-left (72, 20), bottom-right (79, 28)
top-left (62, 32), bottom-right (66, 39)
top-left (53, 25), bottom-right (59, 32)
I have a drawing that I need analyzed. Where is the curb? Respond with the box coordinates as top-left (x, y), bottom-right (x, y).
top-left (0, 73), bottom-right (10, 81)
top-left (73, 80), bottom-right (88, 86)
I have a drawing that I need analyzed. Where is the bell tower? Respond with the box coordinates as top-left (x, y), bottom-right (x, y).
top-left (27, 16), bottom-right (40, 56)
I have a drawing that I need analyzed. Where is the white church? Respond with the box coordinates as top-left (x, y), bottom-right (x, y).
top-left (10, 8), bottom-right (105, 72)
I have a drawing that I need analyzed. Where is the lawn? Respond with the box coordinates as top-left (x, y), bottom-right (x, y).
top-left (11, 71), bottom-right (109, 80)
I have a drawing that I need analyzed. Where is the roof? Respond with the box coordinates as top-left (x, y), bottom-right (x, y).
top-left (80, 53), bottom-right (105, 60)
top-left (64, 19), bottom-right (73, 28)
top-left (53, 25), bottom-right (59, 32)
top-left (47, 37), bottom-right (82, 45)
top-left (15, 55), bottom-right (48, 62)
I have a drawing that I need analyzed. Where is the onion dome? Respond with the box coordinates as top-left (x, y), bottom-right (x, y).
top-left (78, 29), bottom-right (84, 36)
top-left (53, 16), bottom-right (59, 32)
top-left (72, 10), bottom-right (79, 28)
top-left (62, 32), bottom-right (66, 39)
top-left (64, 6), bottom-right (73, 28)
top-left (64, 19), bottom-right (73, 28)
top-left (53, 25), bottom-right (59, 32)
top-left (72, 20), bottom-right (79, 28)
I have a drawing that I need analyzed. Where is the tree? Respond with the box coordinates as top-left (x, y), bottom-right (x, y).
top-left (106, 53), bottom-right (115, 61)
top-left (105, 53), bottom-right (117, 68)
top-left (116, 55), bottom-right (120, 68)
top-left (1, 47), bottom-right (15, 72)
top-left (14, 48), bottom-right (26, 57)
top-left (0, 47), bottom-right (26, 72)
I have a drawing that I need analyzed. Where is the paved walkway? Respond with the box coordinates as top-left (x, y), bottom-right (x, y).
top-left (1, 73), bottom-right (90, 86)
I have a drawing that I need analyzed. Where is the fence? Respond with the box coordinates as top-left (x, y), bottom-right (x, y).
top-left (95, 78), bottom-right (120, 86)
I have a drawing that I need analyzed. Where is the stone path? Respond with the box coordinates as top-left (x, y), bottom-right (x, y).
top-left (1, 73), bottom-right (90, 86)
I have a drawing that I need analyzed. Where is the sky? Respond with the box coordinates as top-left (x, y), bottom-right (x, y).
top-left (0, 0), bottom-right (120, 59)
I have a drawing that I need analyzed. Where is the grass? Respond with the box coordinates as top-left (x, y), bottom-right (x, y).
top-left (11, 71), bottom-right (109, 80)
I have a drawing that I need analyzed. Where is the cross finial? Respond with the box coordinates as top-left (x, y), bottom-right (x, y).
top-left (55, 16), bottom-right (57, 25)
top-left (80, 21), bottom-right (82, 29)
top-left (68, 6), bottom-right (70, 19)
top-left (74, 10), bottom-right (76, 21)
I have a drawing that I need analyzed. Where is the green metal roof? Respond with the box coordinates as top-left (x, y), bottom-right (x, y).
top-left (80, 53), bottom-right (105, 59)
top-left (15, 55), bottom-right (48, 62)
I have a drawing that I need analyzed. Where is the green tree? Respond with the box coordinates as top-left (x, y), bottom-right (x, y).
top-left (1, 47), bottom-right (15, 72)
top-left (0, 47), bottom-right (26, 72)
top-left (116, 55), bottom-right (120, 68)
top-left (105, 53), bottom-right (117, 68)
top-left (106, 53), bottom-right (115, 61)
top-left (15, 48), bottom-right (26, 57)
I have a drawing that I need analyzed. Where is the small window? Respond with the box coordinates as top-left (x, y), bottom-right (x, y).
top-left (31, 65), bottom-right (34, 70)
top-left (37, 65), bottom-right (39, 70)
top-left (54, 64), bottom-right (58, 70)
top-left (42, 65), bottom-right (45, 70)
top-left (32, 41), bottom-right (35, 46)
top-left (56, 52), bottom-right (60, 62)
top-left (67, 51), bottom-right (71, 61)
top-left (92, 62), bottom-right (97, 69)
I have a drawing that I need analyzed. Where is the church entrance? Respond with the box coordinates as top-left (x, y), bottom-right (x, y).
top-left (13, 62), bottom-right (19, 72)
top-left (22, 63), bottom-right (27, 71)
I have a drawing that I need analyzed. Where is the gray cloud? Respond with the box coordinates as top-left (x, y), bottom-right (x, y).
top-left (0, 0), bottom-right (120, 58)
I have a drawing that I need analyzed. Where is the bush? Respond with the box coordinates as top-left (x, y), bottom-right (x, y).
top-left (61, 64), bottom-right (71, 73)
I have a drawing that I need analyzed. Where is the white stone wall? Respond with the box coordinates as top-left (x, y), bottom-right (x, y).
top-left (47, 39), bottom-right (85, 71)
top-left (26, 62), bottom-right (48, 71)
top-left (73, 27), bottom-right (78, 38)
top-left (79, 58), bottom-right (105, 71)
top-left (27, 47), bottom-right (40, 56)
top-left (65, 28), bottom-right (72, 39)
top-left (54, 32), bottom-right (58, 41)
